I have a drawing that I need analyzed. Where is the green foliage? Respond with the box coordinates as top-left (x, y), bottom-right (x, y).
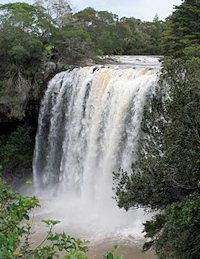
top-left (183, 44), bottom-right (200, 58)
top-left (0, 2), bottom-right (51, 119)
top-left (52, 27), bottom-right (94, 64)
top-left (0, 176), bottom-right (40, 258)
top-left (75, 8), bottom-right (163, 55)
top-left (144, 194), bottom-right (200, 258)
top-left (0, 175), bottom-right (122, 258)
top-left (9, 45), bottom-right (30, 64)
top-left (161, 0), bottom-right (200, 57)
top-left (120, 17), bottom-right (164, 55)
top-left (103, 245), bottom-right (123, 259)
top-left (0, 125), bottom-right (34, 170)
top-left (0, 1), bottom-right (95, 120)
top-left (0, 176), bottom-right (89, 258)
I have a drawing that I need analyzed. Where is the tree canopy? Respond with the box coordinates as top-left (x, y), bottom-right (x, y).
top-left (161, 0), bottom-right (200, 57)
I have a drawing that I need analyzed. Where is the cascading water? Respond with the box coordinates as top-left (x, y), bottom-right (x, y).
top-left (33, 56), bottom-right (160, 246)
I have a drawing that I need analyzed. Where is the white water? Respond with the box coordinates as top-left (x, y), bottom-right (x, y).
top-left (33, 56), bottom-right (160, 247)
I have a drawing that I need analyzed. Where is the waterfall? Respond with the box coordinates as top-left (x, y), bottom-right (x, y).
top-left (33, 56), bottom-right (160, 240)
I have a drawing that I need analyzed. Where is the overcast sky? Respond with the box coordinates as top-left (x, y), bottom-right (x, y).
top-left (0, 0), bottom-right (182, 21)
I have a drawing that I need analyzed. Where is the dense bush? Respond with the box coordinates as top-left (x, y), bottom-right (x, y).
top-left (0, 125), bottom-right (34, 170)
top-left (144, 193), bottom-right (200, 258)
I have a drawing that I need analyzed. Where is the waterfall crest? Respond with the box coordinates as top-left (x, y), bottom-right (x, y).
top-left (33, 57), bottom-right (160, 239)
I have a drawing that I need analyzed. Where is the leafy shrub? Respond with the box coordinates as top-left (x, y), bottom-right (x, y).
top-left (0, 125), bottom-right (34, 170)
top-left (144, 193), bottom-right (200, 258)
top-left (9, 45), bottom-right (30, 64)
top-left (0, 176), bottom-right (89, 258)
top-left (0, 175), bottom-right (123, 258)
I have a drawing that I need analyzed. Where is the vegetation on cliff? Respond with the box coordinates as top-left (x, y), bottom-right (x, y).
top-left (0, 0), bottom-right (164, 122)
top-left (0, 1), bottom-right (95, 122)
top-left (0, 0), bottom-right (165, 174)
top-left (0, 125), bottom-right (34, 172)
top-left (114, 0), bottom-right (200, 257)
top-left (161, 0), bottom-right (200, 58)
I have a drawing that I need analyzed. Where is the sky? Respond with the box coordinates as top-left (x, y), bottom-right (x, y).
top-left (0, 0), bottom-right (183, 21)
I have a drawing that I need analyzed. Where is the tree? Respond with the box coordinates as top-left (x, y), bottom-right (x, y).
top-left (161, 0), bottom-right (200, 57)
top-left (34, 0), bottom-right (73, 28)
top-left (74, 8), bottom-right (117, 54)
top-left (0, 2), bottom-right (97, 120)
top-left (52, 27), bottom-right (95, 64)
top-left (0, 2), bottom-right (53, 119)
top-left (97, 30), bottom-right (114, 54)
top-left (120, 17), bottom-right (164, 55)
top-left (0, 125), bottom-right (34, 171)
top-left (144, 193), bottom-right (200, 258)
top-left (0, 2), bottom-right (53, 39)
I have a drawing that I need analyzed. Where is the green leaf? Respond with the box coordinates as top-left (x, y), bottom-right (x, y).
top-left (41, 219), bottom-right (61, 226)
top-left (107, 252), bottom-right (114, 259)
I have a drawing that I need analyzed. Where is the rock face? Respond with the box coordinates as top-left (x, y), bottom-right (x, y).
top-left (0, 89), bottom-right (40, 134)
top-left (0, 75), bottom-right (35, 123)
top-left (0, 80), bottom-right (29, 121)
top-left (0, 63), bottom-right (59, 132)
top-left (44, 61), bottom-right (57, 72)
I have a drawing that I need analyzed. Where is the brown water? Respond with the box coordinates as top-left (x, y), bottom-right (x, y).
top-left (87, 240), bottom-right (156, 259)
top-left (32, 235), bottom-right (156, 259)
top-left (30, 217), bottom-right (156, 259)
